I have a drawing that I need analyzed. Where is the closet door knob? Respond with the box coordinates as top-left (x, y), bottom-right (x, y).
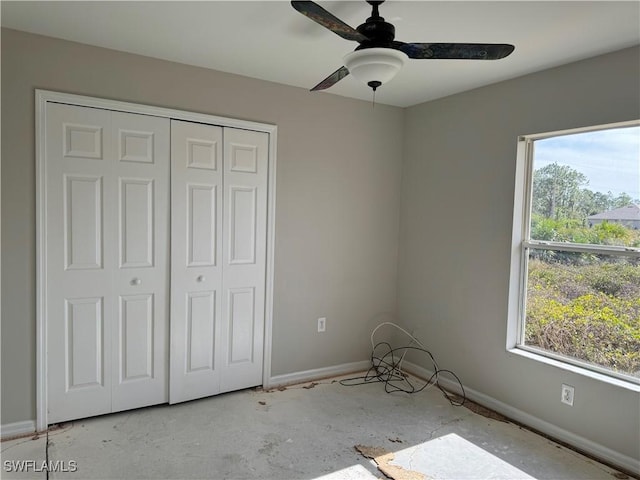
top-left (131, 278), bottom-right (141, 286)
top-left (197, 275), bottom-right (206, 283)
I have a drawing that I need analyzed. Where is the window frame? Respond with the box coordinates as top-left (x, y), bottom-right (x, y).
top-left (508, 120), bottom-right (640, 386)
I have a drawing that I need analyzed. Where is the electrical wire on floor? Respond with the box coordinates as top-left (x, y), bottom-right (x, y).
top-left (340, 322), bottom-right (466, 406)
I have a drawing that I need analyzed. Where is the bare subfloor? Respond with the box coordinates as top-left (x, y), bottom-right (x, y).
top-left (1, 375), bottom-right (631, 480)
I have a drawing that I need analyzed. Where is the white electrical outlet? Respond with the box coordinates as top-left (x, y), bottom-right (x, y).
top-left (561, 384), bottom-right (575, 406)
top-left (317, 317), bottom-right (326, 333)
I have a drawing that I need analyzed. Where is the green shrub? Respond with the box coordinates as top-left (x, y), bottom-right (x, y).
top-left (525, 260), bottom-right (640, 376)
top-left (591, 222), bottom-right (631, 246)
top-left (530, 215), bottom-right (639, 249)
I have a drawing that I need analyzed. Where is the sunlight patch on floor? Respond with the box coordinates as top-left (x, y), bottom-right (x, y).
top-left (313, 464), bottom-right (379, 480)
top-left (389, 433), bottom-right (535, 480)
top-left (315, 433), bottom-right (536, 480)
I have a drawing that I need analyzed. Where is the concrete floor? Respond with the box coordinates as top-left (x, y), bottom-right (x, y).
top-left (1, 374), bottom-right (630, 480)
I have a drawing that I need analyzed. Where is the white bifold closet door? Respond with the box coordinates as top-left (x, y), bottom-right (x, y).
top-left (45, 103), bottom-right (268, 423)
top-left (169, 120), bottom-right (268, 403)
top-left (46, 103), bottom-right (170, 423)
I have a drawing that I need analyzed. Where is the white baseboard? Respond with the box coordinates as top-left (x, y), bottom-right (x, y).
top-left (402, 361), bottom-right (640, 476)
top-left (267, 360), bottom-right (371, 389)
top-left (1, 420), bottom-right (36, 440)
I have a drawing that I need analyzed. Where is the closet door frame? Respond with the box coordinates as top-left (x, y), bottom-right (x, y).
top-left (35, 90), bottom-right (277, 431)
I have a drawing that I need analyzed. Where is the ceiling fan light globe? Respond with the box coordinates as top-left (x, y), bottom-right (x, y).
top-left (343, 48), bottom-right (407, 87)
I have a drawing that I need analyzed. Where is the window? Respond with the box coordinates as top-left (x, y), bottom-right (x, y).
top-left (510, 122), bottom-right (640, 383)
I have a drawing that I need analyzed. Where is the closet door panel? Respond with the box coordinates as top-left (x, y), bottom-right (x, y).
top-left (64, 175), bottom-right (104, 270)
top-left (220, 128), bottom-right (268, 393)
top-left (119, 178), bottom-right (154, 268)
top-left (111, 112), bottom-right (170, 411)
top-left (187, 184), bottom-right (217, 266)
top-left (46, 103), bottom-right (114, 423)
top-left (186, 291), bottom-right (217, 372)
top-left (65, 297), bottom-right (105, 389)
top-left (170, 120), bottom-right (224, 404)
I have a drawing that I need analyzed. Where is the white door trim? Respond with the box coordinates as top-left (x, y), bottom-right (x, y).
top-left (35, 89), bottom-right (277, 431)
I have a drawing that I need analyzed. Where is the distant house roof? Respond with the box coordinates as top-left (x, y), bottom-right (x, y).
top-left (587, 204), bottom-right (640, 221)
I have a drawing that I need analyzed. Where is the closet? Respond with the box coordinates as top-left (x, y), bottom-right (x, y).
top-left (43, 99), bottom-right (270, 424)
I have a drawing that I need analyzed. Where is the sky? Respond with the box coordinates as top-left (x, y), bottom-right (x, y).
top-left (534, 125), bottom-right (640, 201)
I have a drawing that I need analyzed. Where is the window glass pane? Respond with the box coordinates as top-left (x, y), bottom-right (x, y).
top-left (525, 249), bottom-right (639, 378)
top-left (530, 126), bottom-right (640, 244)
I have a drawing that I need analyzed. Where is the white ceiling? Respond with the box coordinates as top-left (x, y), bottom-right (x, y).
top-left (2, 1), bottom-right (639, 107)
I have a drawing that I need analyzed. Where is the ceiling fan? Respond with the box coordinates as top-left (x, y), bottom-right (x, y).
top-left (291, 0), bottom-right (515, 92)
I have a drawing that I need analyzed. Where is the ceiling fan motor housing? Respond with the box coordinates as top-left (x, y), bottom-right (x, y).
top-left (356, 9), bottom-right (396, 49)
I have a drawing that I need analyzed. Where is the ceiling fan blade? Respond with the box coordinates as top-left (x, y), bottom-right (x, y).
top-left (310, 66), bottom-right (350, 91)
top-left (395, 43), bottom-right (515, 60)
top-left (291, 1), bottom-right (369, 42)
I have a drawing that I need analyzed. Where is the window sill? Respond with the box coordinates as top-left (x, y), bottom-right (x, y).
top-left (508, 347), bottom-right (640, 392)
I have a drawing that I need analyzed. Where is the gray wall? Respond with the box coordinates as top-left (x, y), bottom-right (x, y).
top-left (398, 46), bottom-right (640, 463)
top-left (1, 28), bottom-right (404, 424)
